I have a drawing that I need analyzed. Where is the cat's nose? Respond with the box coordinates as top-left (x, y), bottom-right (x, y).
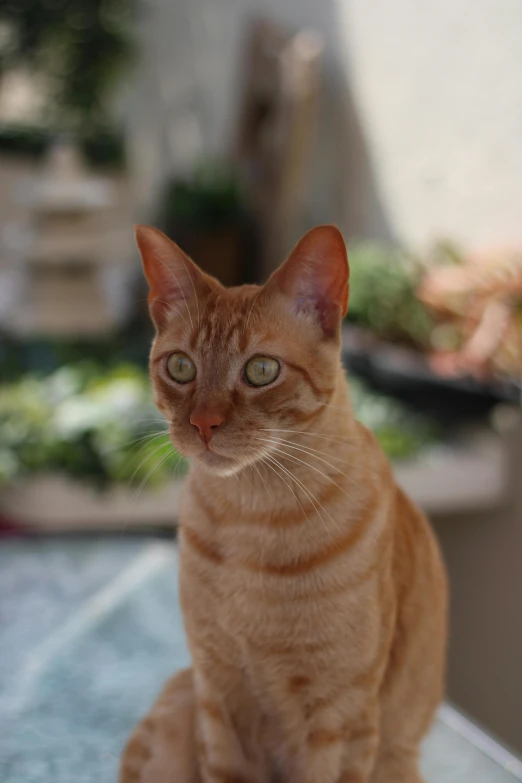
top-left (189, 410), bottom-right (225, 444)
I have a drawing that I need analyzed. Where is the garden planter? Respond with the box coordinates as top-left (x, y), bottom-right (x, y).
top-left (0, 474), bottom-right (183, 532)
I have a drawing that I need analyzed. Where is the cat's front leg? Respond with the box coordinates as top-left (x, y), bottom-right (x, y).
top-left (261, 677), bottom-right (379, 783)
top-left (119, 668), bottom-right (200, 783)
top-left (194, 676), bottom-right (266, 783)
top-left (287, 697), bottom-right (380, 783)
top-left (274, 700), bottom-right (363, 783)
top-left (336, 700), bottom-right (381, 783)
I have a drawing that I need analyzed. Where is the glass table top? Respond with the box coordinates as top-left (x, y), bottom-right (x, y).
top-left (1, 536), bottom-right (521, 783)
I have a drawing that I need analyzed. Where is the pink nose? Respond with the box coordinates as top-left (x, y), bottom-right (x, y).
top-left (190, 410), bottom-right (225, 444)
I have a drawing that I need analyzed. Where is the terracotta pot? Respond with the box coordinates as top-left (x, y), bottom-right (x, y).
top-left (177, 226), bottom-right (243, 287)
top-left (165, 215), bottom-right (262, 286)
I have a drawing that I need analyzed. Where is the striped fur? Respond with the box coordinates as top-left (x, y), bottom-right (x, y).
top-left (121, 226), bottom-right (448, 783)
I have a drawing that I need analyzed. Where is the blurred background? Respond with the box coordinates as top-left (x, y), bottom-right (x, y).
top-left (1, 1), bottom-right (521, 781)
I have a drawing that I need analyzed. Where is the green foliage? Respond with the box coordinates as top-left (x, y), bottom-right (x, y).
top-left (0, 314), bottom-right (153, 383)
top-left (79, 125), bottom-right (127, 168)
top-left (346, 242), bottom-right (433, 348)
top-left (0, 123), bottom-right (126, 168)
top-left (0, 0), bottom-right (134, 131)
top-left (163, 160), bottom-right (246, 232)
top-left (349, 375), bottom-right (440, 461)
top-left (0, 362), bottom-right (186, 488)
top-left (0, 124), bottom-right (49, 157)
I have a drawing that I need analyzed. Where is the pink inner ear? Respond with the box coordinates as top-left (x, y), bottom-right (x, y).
top-left (272, 225), bottom-right (349, 336)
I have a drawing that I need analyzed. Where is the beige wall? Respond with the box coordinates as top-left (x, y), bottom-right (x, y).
top-left (334, 0), bottom-right (522, 250)
top-left (128, 0), bottom-right (522, 251)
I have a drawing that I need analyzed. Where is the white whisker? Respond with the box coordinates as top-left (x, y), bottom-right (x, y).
top-left (257, 436), bottom-right (380, 480)
top-left (263, 455), bottom-right (311, 523)
top-left (132, 448), bottom-right (174, 504)
top-left (154, 254), bottom-right (194, 331)
top-left (178, 256), bottom-right (201, 329)
top-left (153, 298), bottom-right (190, 329)
top-left (251, 460), bottom-right (271, 495)
top-left (130, 416), bottom-right (168, 425)
top-left (259, 441), bottom-right (363, 496)
top-left (265, 455), bottom-right (340, 544)
top-left (257, 436), bottom-right (362, 469)
top-left (125, 439), bottom-right (173, 491)
top-left (198, 291), bottom-right (214, 328)
top-left (260, 428), bottom-right (364, 444)
top-left (245, 286), bottom-right (264, 332)
top-left (119, 444), bottom-right (174, 535)
top-left (241, 463), bottom-right (254, 489)
top-left (121, 429), bottom-right (169, 451)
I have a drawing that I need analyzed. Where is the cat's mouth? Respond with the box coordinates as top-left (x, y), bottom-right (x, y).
top-left (169, 423), bottom-right (262, 476)
top-left (168, 424), bottom-right (236, 471)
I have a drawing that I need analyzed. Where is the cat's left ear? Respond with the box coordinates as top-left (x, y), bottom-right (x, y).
top-left (270, 225), bottom-right (349, 338)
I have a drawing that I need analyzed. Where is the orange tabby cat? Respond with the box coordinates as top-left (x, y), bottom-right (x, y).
top-left (120, 224), bottom-right (447, 783)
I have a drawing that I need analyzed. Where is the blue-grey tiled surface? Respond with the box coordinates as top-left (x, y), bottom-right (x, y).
top-left (1, 537), bottom-right (520, 783)
top-left (0, 538), bottom-right (151, 695)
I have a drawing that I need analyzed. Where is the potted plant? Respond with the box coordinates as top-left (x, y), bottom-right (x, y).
top-left (162, 159), bottom-right (256, 286)
top-left (344, 241), bottom-right (433, 349)
top-left (0, 361), bottom-right (187, 531)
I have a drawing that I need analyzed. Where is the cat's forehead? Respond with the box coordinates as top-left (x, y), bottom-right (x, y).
top-left (191, 285), bottom-right (261, 354)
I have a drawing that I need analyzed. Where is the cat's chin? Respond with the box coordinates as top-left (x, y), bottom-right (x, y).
top-left (196, 449), bottom-right (243, 477)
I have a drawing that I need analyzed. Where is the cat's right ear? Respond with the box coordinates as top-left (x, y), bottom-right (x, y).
top-left (135, 225), bottom-right (210, 329)
top-left (269, 225), bottom-right (349, 339)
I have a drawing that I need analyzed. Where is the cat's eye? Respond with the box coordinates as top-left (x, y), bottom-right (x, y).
top-left (166, 352), bottom-right (196, 383)
top-left (244, 356), bottom-right (280, 387)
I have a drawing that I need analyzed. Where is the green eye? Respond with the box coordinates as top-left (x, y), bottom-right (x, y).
top-left (166, 352), bottom-right (196, 383)
top-left (244, 356), bottom-right (280, 387)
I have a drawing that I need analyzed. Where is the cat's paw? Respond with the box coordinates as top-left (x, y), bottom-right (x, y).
top-left (119, 715), bottom-right (156, 783)
top-left (119, 670), bottom-right (199, 783)
top-left (120, 710), bottom-right (200, 783)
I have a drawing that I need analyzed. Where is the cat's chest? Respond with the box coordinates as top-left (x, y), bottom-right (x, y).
top-left (179, 487), bottom-right (379, 652)
top-left (179, 518), bottom-right (359, 646)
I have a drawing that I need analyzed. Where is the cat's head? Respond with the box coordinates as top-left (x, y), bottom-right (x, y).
top-left (136, 225), bottom-right (349, 476)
